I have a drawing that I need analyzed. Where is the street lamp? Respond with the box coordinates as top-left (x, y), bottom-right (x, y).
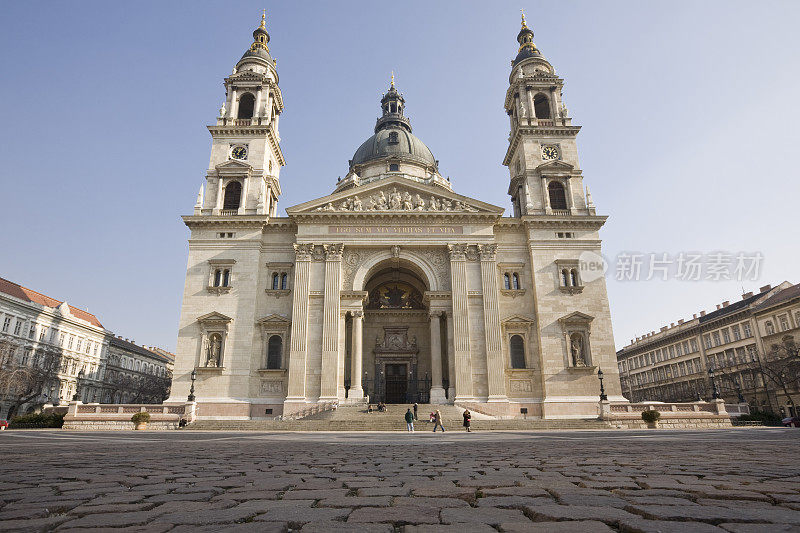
top-left (597, 368), bottom-right (607, 401)
top-left (187, 369), bottom-right (197, 402)
top-left (708, 366), bottom-right (720, 400)
top-left (72, 369), bottom-right (85, 402)
top-left (49, 384), bottom-right (57, 406)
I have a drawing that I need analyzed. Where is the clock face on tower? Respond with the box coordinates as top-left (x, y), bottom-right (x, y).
top-left (541, 145), bottom-right (559, 160)
top-left (231, 145), bottom-right (248, 160)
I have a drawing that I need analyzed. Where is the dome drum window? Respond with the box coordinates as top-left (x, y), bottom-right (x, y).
top-left (265, 262), bottom-right (293, 297)
top-left (498, 263), bottom-right (526, 297)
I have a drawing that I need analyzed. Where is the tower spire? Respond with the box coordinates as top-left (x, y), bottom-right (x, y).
top-left (260, 9), bottom-right (266, 29)
top-left (513, 11), bottom-right (541, 66)
top-left (390, 71), bottom-right (395, 89)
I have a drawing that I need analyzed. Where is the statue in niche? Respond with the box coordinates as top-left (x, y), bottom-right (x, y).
top-left (519, 100), bottom-right (527, 118)
top-left (570, 333), bottom-right (586, 366)
top-left (429, 196), bottom-right (440, 211)
top-left (402, 191), bottom-right (413, 210)
top-left (219, 103), bottom-right (226, 118)
top-left (352, 196), bottom-right (362, 211)
top-left (207, 334), bottom-right (222, 367)
top-left (414, 194), bottom-right (425, 210)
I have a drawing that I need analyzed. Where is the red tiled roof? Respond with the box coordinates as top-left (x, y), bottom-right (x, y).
top-left (0, 277), bottom-right (103, 328)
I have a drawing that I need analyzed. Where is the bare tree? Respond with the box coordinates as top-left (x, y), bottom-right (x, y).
top-left (0, 342), bottom-right (61, 419)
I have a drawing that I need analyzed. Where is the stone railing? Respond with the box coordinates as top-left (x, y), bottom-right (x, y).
top-left (280, 401), bottom-right (338, 420)
top-left (63, 401), bottom-right (197, 430)
top-left (600, 399), bottom-right (732, 429)
top-left (724, 403), bottom-right (751, 417)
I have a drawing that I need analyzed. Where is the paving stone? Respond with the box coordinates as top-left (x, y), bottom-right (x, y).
top-left (301, 522), bottom-right (393, 532)
top-left (440, 506), bottom-right (528, 525)
top-left (0, 516), bottom-right (71, 532)
top-left (481, 486), bottom-right (550, 497)
top-left (318, 496), bottom-right (392, 507)
top-left (255, 505), bottom-right (350, 523)
top-left (403, 525), bottom-right (496, 533)
top-left (393, 496), bottom-right (470, 508)
top-left (524, 503), bottom-right (641, 524)
top-left (358, 486), bottom-right (411, 497)
top-left (282, 488), bottom-right (349, 499)
top-left (348, 505), bottom-right (440, 524)
top-left (500, 521), bottom-right (615, 532)
top-left (616, 518), bottom-right (727, 532)
top-left (719, 524), bottom-right (800, 532)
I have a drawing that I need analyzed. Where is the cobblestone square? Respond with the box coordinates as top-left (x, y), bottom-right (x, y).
top-left (1, 429), bottom-right (799, 532)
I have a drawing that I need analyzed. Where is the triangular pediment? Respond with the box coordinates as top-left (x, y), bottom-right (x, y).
top-left (215, 159), bottom-right (252, 175)
top-left (535, 159), bottom-right (574, 173)
top-left (558, 311), bottom-right (594, 324)
top-left (286, 176), bottom-right (504, 216)
top-left (197, 311), bottom-right (233, 324)
top-left (502, 314), bottom-right (536, 325)
top-left (256, 313), bottom-right (290, 326)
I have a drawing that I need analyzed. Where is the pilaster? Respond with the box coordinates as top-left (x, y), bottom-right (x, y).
top-left (285, 244), bottom-right (313, 405)
top-left (319, 244), bottom-right (344, 401)
top-left (448, 243), bottom-right (474, 401)
top-left (479, 244), bottom-right (508, 402)
top-left (350, 310), bottom-right (364, 398)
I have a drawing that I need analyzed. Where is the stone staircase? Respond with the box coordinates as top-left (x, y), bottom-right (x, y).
top-left (186, 403), bottom-right (612, 431)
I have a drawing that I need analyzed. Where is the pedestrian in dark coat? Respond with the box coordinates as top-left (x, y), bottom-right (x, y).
top-left (433, 410), bottom-right (445, 432)
top-left (405, 408), bottom-right (415, 432)
top-left (463, 409), bottom-right (471, 432)
top-left (413, 402), bottom-right (418, 420)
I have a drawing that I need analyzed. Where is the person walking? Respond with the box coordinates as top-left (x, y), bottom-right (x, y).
top-left (413, 402), bottom-right (418, 420)
top-left (433, 409), bottom-right (445, 432)
top-left (405, 408), bottom-right (415, 432)
top-left (462, 409), bottom-right (471, 432)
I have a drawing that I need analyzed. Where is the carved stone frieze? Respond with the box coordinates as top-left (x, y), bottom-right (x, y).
top-left (315, 186), bottom-right (479, 213)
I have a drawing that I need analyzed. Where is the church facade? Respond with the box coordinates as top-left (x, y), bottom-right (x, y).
top-left (167, 14), bottom-right (624, 419)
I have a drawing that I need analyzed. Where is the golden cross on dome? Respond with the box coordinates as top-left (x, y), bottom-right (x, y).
top-left (390, 71), bottom-right (395, 88)
top-left (260, 9), bottom-right (266, 29)
top-left (521, 8), bottom-right (528, 28)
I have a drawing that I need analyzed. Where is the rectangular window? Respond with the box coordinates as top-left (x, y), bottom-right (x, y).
top-left (668, 345), bottom-right (675, 358)
top-left (732, 325), bottom-right (741, 341)
top-left (85, 341), bottom-right (91, 354)
top-left (690, 338), bottom-right (698, 352)
top-left (76, 339), bottom-right (82, 351)
top-left (29, 325), bottom-right (36, 339)
top-left (712, 331), bottom-right (721, 346)
top-left (50, 328), bottom-right (57, 342)
top-left (721, 328), bottom-right (730, 344)
top-left (13, 320), bottom-right (22, 336)
top-left (68, 336), bottom-right (74, 349)
top-left (704, 334), bottom-right (712, 349)
top-left (779, 314), bottom-right (789, 332)
top-left (675, 343), bottom-right (683, 357)
top-left (2, 317), bottom-right (10, 332)
top-left (742, 322), bottom-right (752, 338)
top-left (39, 328), bottom-right (46, 341)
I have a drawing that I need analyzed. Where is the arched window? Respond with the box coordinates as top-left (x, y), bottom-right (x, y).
top-left (561, 269), bottom-right (569, 287)
top-left (223, 181), bottom-right (242, 210)
top-left (512, 273), bottom-right (520, 290)
top-left (213, 269), bottom-right (222, 287)
top-left (534, 94), bottom-right (551, 119)
top-left (570, 269), bottom-right (578, 287)
top-left (272, 273), bottom-right (280, 290)
top-left (510, 335), bottom-right (526, 369)
top-left (503, 273), bottom-right (511, 289)
top-left (267, 335), bottom-right (282, 369)
top-left (222, 269), bottom-right (230, 287)
top-left (548, 181), bottom-right (568, 210)
top-left (281, 273), bottom-right (288, 290)
top-left (237, 93), bottom-right (255, 119)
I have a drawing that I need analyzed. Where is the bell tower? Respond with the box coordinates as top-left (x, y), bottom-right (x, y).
top-left (195, 12), bottom-right (285, 217)
top-left (503, 12), bottom-right (595, 218)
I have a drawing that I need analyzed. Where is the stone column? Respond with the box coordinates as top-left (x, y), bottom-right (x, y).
top-left (479, 244), bottom-right (508, 402)
top-left (319, 244), bottom-right (344, 402)
top-left (228, 88), bottom-right (238, 118)
top-left (448, 244), bottom-right (474, 401)
top-left (429, 311), bottom-right (446, 404)
top-left (445, 310), bottom-right (456, 401)
top-left (285, 244), bottom-right (313, 407)
top-left (350, 311), bottom-right (364, 399)
top-left (254, 89), bottom-right (262, 122)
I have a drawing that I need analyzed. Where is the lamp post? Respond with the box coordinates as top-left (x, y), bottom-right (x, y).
top-left (597, 368), bottom-right (607, 401)
top-left (708, 366), bottom-right (720, 400)
top-left (49, 384), bottom-right (57, 406)
top-left (72, 369), bottom-right (85, 402)
top-left (187, 369), bottom-right (197, 402)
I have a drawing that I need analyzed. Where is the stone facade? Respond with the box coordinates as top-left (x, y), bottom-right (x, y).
top-left (617, 281), bottom-right (799, 417)
top-left (0, 277), bottom-right (173, 419)
top-left (168, 15), bottom-right (623, 420)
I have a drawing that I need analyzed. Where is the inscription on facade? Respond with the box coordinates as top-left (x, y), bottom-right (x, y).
top-left (329, 226), bottom-right (463, 235)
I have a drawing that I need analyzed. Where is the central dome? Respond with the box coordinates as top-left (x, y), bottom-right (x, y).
top-left (351, 127), bottom-right (436, 168)
top-left (337, 79), bottom-right (450, 193)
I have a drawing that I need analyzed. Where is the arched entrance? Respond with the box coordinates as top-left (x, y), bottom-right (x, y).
top-left (347, 259), bottom-right (446, 403)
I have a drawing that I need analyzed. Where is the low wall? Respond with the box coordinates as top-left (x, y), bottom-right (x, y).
top-left (600, 399), bottom-right (732, 429)
top-left (62, 401), bottom-right (196, 430)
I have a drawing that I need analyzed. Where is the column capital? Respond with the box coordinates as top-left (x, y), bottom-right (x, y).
top-left (293, 243), bottom-right (314, 261)
top-left (428, 310), bottom-right (443, 320)
top-left (447, 243), bottom-right (469, 261)
top-left (478, 243), bottom-right (498, 260)
top-left (352, 310), bottom-right (364, 319)
top-left (324, 243), bottom-right (344, 261)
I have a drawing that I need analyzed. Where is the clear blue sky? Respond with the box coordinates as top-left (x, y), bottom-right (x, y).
top-left (1, 1), bottom-right (798, 352)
